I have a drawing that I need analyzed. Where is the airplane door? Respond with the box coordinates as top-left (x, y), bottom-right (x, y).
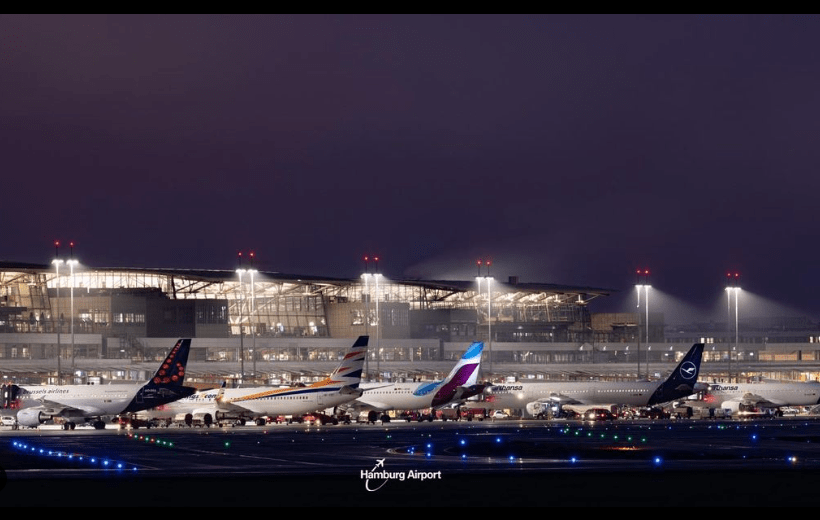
top-left (317, 393), bottom-right (325, 409)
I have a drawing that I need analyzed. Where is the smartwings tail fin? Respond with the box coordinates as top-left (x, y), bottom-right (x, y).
top-left (326, 336), bottom-right (369, 389)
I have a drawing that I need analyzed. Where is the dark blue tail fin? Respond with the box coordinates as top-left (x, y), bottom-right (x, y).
top-left (148, 338), bottom-right (191, 387)
top-left (647, 343), bottom-right (704, 406)
top-left (122, 339), bottom-right (195, 413)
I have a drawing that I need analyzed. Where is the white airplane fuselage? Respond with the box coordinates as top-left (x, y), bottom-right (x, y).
top-left (218, 385), bottom-right (359, 416)
top-left (356, 382), bottom-right (446, 411)
top-left (149, 389), bottom-right (221, 418)
top-left (16, 384), bottom-right (145, 417)
top-left (704, 381), bottom-right (820, 408)
top-left (155, 385), bottom-right (362, 419)
top-left (486, 381), bottom-right (666, 411)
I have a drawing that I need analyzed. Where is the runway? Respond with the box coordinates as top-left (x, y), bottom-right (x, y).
top-left (2, 417), bottom-right (820, 507)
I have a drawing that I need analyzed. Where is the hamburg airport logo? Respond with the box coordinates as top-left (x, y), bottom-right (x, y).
top-left (360, 459), bottom-right (442, 492)
top-left (679, 361), bottom-right (697, 380)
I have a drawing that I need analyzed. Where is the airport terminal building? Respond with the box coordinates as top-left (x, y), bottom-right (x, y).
top-left (1, 261), bottom-right (819, 386)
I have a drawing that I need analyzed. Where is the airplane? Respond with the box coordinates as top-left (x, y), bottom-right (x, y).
top-left (8, 338), bottom-right (196, 430)
top-left (154, 335), bottom-right (369, 426)
top-left (484, 343), bottom-right (705, 417)
top-left (351, 341), bottom-right (486, 415)
top-left (694, 380), bottom-right (820, 415)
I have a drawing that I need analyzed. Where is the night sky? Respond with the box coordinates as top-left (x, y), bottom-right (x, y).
top-left (2, 14), bottom-right (819, 323)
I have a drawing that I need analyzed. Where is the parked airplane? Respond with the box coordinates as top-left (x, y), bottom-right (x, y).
top-left (484, 343), bottom-right (705, 416)
top-left (8, 338), bottom-right (195, 430)
top-left (156, 335), bottom-right (369, 426)
top-left (351, 341), bottom-right (485, 412)
top-left (697, 380), bottom-right (820, 414)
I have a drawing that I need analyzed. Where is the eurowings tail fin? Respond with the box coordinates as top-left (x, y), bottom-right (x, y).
top-left (430, 342), bottom-right (484, 407)
top-left (647, 343), bottom-right (704, 406)
top-left (444, 341), bottom-right (484, 386)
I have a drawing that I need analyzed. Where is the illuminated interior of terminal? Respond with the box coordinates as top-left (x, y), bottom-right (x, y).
top-left (2, 262), bottom-right (820, 386)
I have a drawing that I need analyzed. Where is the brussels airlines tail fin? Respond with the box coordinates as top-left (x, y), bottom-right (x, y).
top-left (123, 339), bottom-right (196, 412)
top-left (647, 343), bottom-right (704, 406)
top-left (431, 342), bottom-right (484, 407)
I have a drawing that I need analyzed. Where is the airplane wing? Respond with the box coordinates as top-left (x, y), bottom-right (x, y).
top-left (349, 398), bottom-right (394, 411)
top-left (214, 396), bottom-right (256, 414)
top-left (738, 392), bottom-right (787, 407)
top-left (543, 393), bottom-right (585, 406)
top-left (33, 398), bottom-right (109, 417)
top-left (360, 384), bottom-right (394, 392)
top-left (339, 385), bottom-right (363, 397)
top-left (435, 384), bottom-right (487, 407)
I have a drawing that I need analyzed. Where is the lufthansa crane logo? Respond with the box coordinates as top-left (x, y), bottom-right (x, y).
top-left (679, 361), bottom-right (697, 380)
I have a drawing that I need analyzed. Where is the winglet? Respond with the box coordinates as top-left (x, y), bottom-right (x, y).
top-left (647, 343), bottom-right (704, 406)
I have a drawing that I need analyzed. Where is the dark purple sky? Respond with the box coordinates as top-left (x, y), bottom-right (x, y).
top-left (2, 14), bottom-right (819, 322)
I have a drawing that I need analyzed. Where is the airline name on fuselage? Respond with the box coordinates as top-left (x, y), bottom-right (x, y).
top-left (183, 393), bottom-right (217, 401)
top-left (710, 385), bottom-right (739, 392)
top-left (23, 388), bottom-right (70, 395)
top-left (489, 385), bottom-right (523, 393)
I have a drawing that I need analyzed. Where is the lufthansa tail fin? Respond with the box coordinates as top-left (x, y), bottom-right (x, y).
top-left (647, 343), bottom-right (704, 406)
top-left (322, 336), bottom-right (368, 389)
top-left (122, 339), bottom-right (195, 413)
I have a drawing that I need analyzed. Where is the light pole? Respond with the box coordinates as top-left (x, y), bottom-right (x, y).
top-left (375, 269), bottom-right (381, 378)
top-left (634, 268), bottom-right (650, 379)
top-left (248, 251), bottom-right (257, 378)
top-left (476, 259), bottom-right (493, 379)
top-left (361, 255), bottom-right (381, 380)
top-left (67, 242), bottom-right (78, 374)
top-left (52, 241), bottom-right (64, 385)
top-left (726, 272), bottom-right (740, 382)
top-left (236, 252), bottom-right (246, 381)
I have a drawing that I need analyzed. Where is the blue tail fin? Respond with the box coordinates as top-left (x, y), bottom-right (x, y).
top-left (647, 343), bottom-right (704, 406)
top-left (148, 338), bottom-right (191, 387)
top-left (122, 339), bottom-right (195, 413)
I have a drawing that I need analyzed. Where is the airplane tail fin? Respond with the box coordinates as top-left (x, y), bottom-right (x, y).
top-left (148, 339), bottom-right (191, 387)
top-left (428, 342), bottom-right (484, 407)
top-left (647, 343), bottom-right (704, 406)
top-left (122, 339), bottom-right (195, 413)
top-left (444, 341), bottom-right (484, 386)
top-left (323, 336), bottom-right (368, 389)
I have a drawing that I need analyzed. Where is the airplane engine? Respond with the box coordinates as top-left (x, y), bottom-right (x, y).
top-left (192, 412), bottom-right (214, 427)
top-left (721, 401), bottom-right (741, 414)
top-left (17, 409), bottom-right (48, 428)
top-left (525, 402), bottom-right (549, 417)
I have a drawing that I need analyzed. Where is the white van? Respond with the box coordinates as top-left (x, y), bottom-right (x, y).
top-left (1, 415), bottom-right (18, 429)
